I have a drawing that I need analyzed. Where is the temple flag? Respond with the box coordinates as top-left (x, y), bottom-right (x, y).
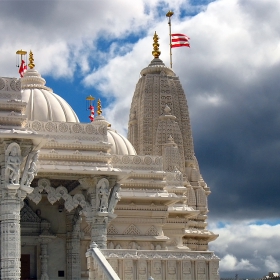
top-left (19, 60), bottom-right (27, 77)
top-left (171, 33), bottom-right (190, 48)
top-left (89, 105), bottom-right (94, 122)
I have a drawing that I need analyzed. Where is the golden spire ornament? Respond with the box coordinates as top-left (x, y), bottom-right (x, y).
top-left (97, 99), bottom-right (102, 116)
top-left (152, 31), bottom-right (161, 58)
top-left (28, 50), bottom-right (35, 69)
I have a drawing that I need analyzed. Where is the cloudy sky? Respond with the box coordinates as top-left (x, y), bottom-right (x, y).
top-left (1, 0), bottom-right (280, 278)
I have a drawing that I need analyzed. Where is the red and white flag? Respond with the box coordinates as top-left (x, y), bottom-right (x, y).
top-left (89, 105), bottom-right (94, 122)
top-left (171, 33), bottom-right (190, 48)
top-left (19, 60), bottom-right (27, 77)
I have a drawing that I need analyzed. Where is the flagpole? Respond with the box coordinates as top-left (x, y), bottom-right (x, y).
top-left (166, 10), bottom-right (174, 68)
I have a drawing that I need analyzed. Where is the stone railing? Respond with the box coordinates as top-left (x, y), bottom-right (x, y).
top-left (102, 249), bottom-right (220, 280)
top-left (86, 242), bottom-right (120, 280)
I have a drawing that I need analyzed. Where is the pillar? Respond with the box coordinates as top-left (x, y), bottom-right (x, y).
top-left (39, 237), bottom-right (54, 280)
top-left (0, 185), bottom-right (21, 280)
top-left (66, 212), bottom-right (81, 280)
top-left (0, 141), bottom-right (39, 280)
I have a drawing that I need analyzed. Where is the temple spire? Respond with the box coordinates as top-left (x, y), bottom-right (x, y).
top-left (152, 31), bottom-right (161, 58)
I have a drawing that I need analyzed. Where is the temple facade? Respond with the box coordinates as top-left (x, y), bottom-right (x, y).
top-left (0, 36), bottom-right (220, 280)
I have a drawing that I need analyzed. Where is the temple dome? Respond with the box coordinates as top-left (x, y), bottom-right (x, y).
top-left (107, 128), bottom-right (136, 155)
top-left (21, 69), bottom-right (79, 123)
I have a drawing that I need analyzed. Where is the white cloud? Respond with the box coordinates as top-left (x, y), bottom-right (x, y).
top-left (220, 254), bottom-right (258, 271)
top-left (265, 255), bottom-right (280, 272)
top-left (209, 221), bottom-right (280, 276)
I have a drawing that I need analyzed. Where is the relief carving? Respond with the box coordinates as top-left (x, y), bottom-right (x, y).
top-left (6, 144), bottom-right (21, 185)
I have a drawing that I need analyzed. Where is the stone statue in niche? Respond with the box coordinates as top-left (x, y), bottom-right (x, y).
top-left (97, 178), bottom-right (110, 212)
top-left (6, 145), bottom-right (21, 184)
top-left (108, 183), bottom-right (121, 213)
top-left (25, 152), bottom-right (38, 186)
top-left (97, 179), bottom-right (121, 213)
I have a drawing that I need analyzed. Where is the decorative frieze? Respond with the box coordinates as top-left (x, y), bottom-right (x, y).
top-left (111, 155), bottom-right (163, 171)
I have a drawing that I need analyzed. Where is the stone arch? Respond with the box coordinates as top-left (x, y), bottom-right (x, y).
top-left (28, 178), bottom-right (88, 212)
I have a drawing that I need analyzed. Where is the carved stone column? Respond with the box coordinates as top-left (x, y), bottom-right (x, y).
top-left (0, 141), bottom-right (39, 280)
top-left (0, 185), bottom-right (22, 280)
top-left (39, 220), bottom-right (56, 280)
top-left (66, 211), bottom-right (81, 280)
top-left (39, 237), bottom-right (56, 280)
top-left (40, 241), bottom-right (49, 280)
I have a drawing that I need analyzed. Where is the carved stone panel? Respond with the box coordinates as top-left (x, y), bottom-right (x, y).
top-left (166, 260), bottom-right (177, 280)
top-left (123, 259), bottom-right (134, 280)
top-left (138, 260), bottom-right (148, 280)
top-left (152, 260), bottom-right (163, 280)
top-left (197, 261), bottom-right (207, 280)
top-left (182, 260), bottom-right (193, 280)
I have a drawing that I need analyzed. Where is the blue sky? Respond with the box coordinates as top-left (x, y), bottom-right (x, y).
top-left (1, 0), bottom-right (280, 278)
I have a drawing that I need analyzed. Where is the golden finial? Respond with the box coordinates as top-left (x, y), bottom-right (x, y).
top-left (86, 95), bottom-right (95, 102)
top-left (28, 50), bottom-right (35, 69)
top-left (16, 49), bottom-right (27, 56)
top-left (97, 99), bottom-right (102, 116)
top-left (152, 31), bottom-right (161, 58)
top-left (166, 10), bottom-right (174, 18)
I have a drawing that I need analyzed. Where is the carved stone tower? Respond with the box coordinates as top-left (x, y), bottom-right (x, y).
top-left (128, 33), bottom-right (195, 173)
top-left (128, 33), bottom-right (218, 256)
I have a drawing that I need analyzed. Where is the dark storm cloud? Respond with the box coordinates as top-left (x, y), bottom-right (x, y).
top-left (189, 60), bottom-right (280, 221)
top-left (0, 1), bottom-right (57, 24)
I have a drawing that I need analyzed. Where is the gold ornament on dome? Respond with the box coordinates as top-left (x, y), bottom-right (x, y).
top-left (97, 99), bottom-right (102, 116)
top-left (28, 50), bottom-right (35, 69)
top-left (152, 31), bottom-right (161, 58)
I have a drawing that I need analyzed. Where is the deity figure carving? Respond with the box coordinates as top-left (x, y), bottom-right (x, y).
top-left (97, 179), bottom-right (110, 212)
top-left (25, 152), bottom-right (38, 186)
top-left (6, 145), bottom-right (21, 184)
top-left (108, 183), bottom-right (120, 213)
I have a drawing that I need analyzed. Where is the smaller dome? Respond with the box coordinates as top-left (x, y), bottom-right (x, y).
top-left (21, 69), bottom-right (79, 123)
top-left (107, 128), bottom-right (136, 155)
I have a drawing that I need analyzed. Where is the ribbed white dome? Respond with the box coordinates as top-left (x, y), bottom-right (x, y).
top-left (107, 128), bottom-right (136, 155)
top-left (21, 69), bottom-right (79, 123)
